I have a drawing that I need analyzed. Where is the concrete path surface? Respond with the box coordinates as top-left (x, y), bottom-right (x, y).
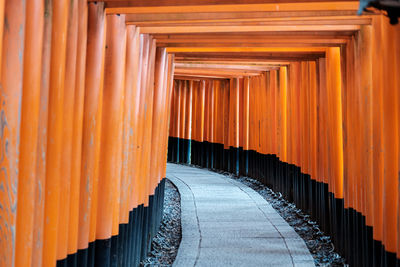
top-left (167, 163), bottom-right (315, 267)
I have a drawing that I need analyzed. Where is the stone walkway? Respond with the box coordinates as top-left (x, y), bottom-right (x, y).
top-left (166, 163), bottom-right (315, 267)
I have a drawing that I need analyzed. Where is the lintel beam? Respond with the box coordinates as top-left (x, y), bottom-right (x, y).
top-left (105, 2), bottom-right (359, 14)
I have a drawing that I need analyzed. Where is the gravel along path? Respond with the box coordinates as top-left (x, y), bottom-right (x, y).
top-left (140, 179), bottom-right (182, 267)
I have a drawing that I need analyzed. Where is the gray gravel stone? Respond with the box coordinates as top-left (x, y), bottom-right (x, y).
top-left (140, 180), bottom-right (182, 267)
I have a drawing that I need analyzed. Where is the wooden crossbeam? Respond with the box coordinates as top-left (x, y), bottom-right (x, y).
top-left (174, 68), bottom-right (263, 76)
top-left (96, 0), bottom-right (359, 8)
top-left (124, 10), bottom-right (361, 22)
top-left (128, 16), bottom-right (372, 26)
top-left (166, 47), bottom-right (327, 53)
top-left (158, 42), bottom-right (343, 48)
top-left (174, 60), bottom-right (290, 66)
top-left (140, 25), bottom-right (360, 34)
top-left (174, 54), bottom-right (325, 61)
top-left (105, 2), bottom-right (359, 14)
top-left (175, 63), bottom-right (279, 71)
top-left (174, 73), bottom-right (245, 78)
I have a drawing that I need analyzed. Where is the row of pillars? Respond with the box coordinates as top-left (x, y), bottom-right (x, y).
top-left (168, 15), bottom-right (400, 267)
top-left (0, 1), bottom-right (174, 266)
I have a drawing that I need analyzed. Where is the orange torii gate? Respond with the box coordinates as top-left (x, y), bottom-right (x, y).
top-left (0, 1), bottom-right (399, 267)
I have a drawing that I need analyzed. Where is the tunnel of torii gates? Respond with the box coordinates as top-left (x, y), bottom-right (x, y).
top-left (0, 0), bottom-right (399, 267)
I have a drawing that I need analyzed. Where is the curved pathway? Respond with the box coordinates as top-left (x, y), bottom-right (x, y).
top-left (167, 163), bottom-right (315, 267)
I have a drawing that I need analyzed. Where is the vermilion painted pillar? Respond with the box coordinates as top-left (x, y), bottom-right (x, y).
top-left (308, 62), bottom-right (317, 180)
top-left (279, 67), bottom-right (288, 163)
top-left (0, 0), bottom-right (26, 266)
top-left (381, 16), bottom-right (399, 262)
top-left (0, 0), bottom-right (5, 75)
top-left (136, 34), bottom-right (150, 205)
top-left (124, 25), bottom-right (140, 222)
top-left (141, 37), bottom-right (156, 207)
top-left (396, 21), bottom-right (400, 263)
top-left (109, 14), bottom-right (127, 266)
top-left (57, 0), bottom-right (79, 262)
top-left (32, 1), bottom-right (53, 265)
top-left (162, 54), bottom-right (175, 175)
top-left (186, 80), bottom-right (193, 163)
top-left (131, 32), bottom-right (146, 208)
top-left (243, 76), bottom-right (250, 174)
top-left (43, 0), bottom-right (69, 265)
top-left (78, 3), bottom-right (105, 265)
top-left (270, 70), bottom-right (278, 157)
top-left (15, 0), bottom-right (43, 266)
top-left (159, 53), bottom-right (173, 177)
top-left (150, 48), bottom-right (167, 192)
top-left (359, 24), bottom-right (373, 230)
top-left (325, 47), bottom-right (344, 200)
top-left (68, 0), bottom-right (88, 262)
top-left (95, 13), bottom-right (126, 266)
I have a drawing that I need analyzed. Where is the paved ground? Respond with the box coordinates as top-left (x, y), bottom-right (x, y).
top-left (167, 163), bottom-right (315, 267)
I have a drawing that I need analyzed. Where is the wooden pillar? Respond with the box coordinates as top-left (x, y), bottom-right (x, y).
top-left (279, 67), bottom-right (288, 163)
top-left (150, 48), bottom-right (167, 191)
top-left (95, 13), bottom-right (126, 265)
top-left (43, 0), bottom-right (69, 265)
top-left (15, 0), bottom-right (43, 266)
top-left (124, 25), bottom-right (140, 221)
top-left (68, 0), bottom-right (88, 259)
top-left (325, 47), bottom-right (344, 199)
top-left (78, 2), bottom-right (105, 262)
top-left (32, 0), bottom-right (53, 265)
top-left (381, 16), bottom-right (399, 259)
top-left (0, 0), bottom-right (26, 266)
top-left (162, 54), bottom-right (175, 175)
top-left (132, 33), bottom-right (147, 206)
top-left (57, 0), bottom-right (79, 262)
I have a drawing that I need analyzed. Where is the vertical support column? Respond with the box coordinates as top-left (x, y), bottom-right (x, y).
top-left (396, 21), bottom-right (400, 264)
top-left (308, 62), bottom-right (317, 181)
top-left (122, 24), bottom-right (139, 234)
top-left (191, 81), bottom-right (198, 165)
top-left (228, 78), bottom-right (240, 175)
top-left (358, 24), bottom-right (374, 265)
top-left (95, 13), bottom-right (126, 267)
top-left (318, 58), bottom-right (330, 232)
top-left (150, 47), bottom-right (167, 192)
top-left (208, 81), bottom-right (215, 168)
top-left (163, 54), bottom-right (175, 172)
top-left (243, 77), bottom-right (250, 175)
top-left (174, 81), bottom-right (181, 163)
top-left (199, 80), bottom-right (206, 167)
top-left (141, 37), bottom-right (156, 258)
top-left (125, 25), bottom-right (141, 267)
top-left (381, 17), bottom-right (399, 265)
top-left (279, 67), bottom-right (288, 200)
top-left (32, 1), bottom-right (53, 265)
top-left (279, 67), bottom-right (288, 163)
top-left (135, 34), bottom-right (149, 207)
top-left (0, 1), bottom-right (26, 266)
top-left (326, 48), bottom-right (344, 199)
top-left (57, 0), bottom-right (79, 263)
top-left (78, 2), bottom-right (105, 266)
top-left (0, 0), bottom-right (5, 75)
top-left (168, 83), bottom-right (176, 162)
top-left (15, 0), bottom-right (43, 266)
top-left (68, 0), bottom-right (88, 265)
top-left (204, 80), bottom-right (210, 166)
top-left (186, 80), bottom-right (193, 164)
top-left (325, 47), bottom-right (344, 249)
top-left (43, 0), bottom-right (69, 266)
top-left (179, 81), bottom-right (187, 163)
